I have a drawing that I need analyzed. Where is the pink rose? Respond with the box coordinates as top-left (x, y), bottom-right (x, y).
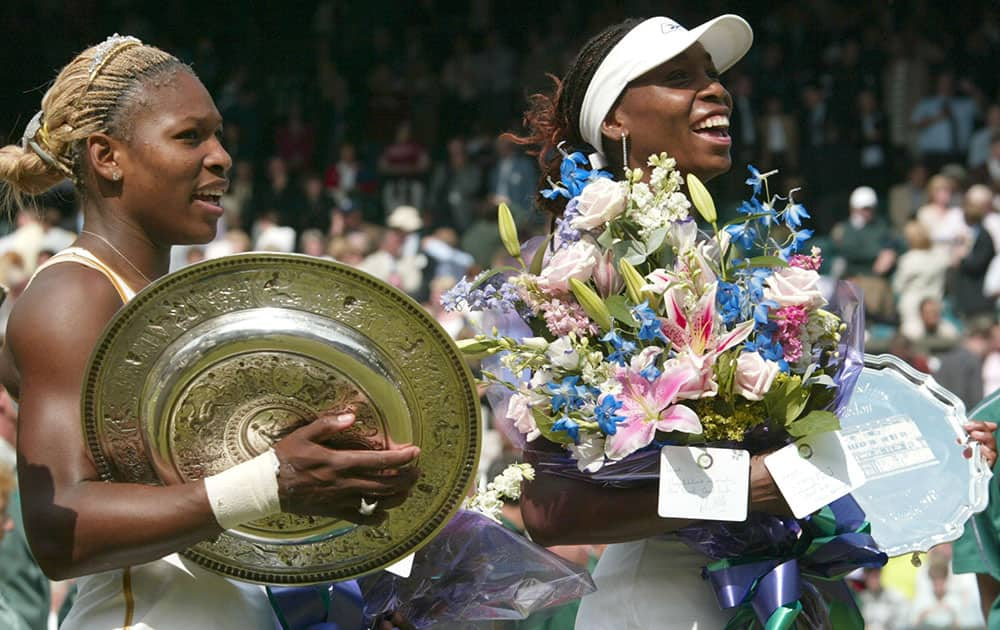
top-left (506, 391), bottom-right (543, 441)
top-left (734, 352), bottom-right (781, 401)
top-left (536, 239), bottom-right (598, 294)
top-left (571, 178), bottom-right (627, 231)
top-left (763, 267), bottom-right (827, 309)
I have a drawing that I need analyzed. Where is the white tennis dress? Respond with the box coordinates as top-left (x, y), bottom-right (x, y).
top-left (575, 537), bottom-right (732, 630)
top-left (34, 248), bottom-right (274, 630)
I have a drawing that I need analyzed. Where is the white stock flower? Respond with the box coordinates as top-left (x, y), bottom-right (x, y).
top-left (546, 336), bottom-right (581, 370)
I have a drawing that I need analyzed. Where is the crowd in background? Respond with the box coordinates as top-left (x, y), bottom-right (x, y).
top-left (4, 0), bottom-right (1000, 628)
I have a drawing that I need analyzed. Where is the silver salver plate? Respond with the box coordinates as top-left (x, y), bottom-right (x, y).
top-left (839, 353), bottom-right (991, 557)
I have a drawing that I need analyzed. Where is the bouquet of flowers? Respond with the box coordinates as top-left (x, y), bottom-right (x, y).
top-left (444, 152), bottom-right (885, 628)
top-left (447, 153), bottom-right (852, 469)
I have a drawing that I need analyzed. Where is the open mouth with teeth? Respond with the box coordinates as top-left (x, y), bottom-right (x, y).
top-left (692, 115), bottom-right (730, 139)
top-left (192, 192), bottom-right (224, 205)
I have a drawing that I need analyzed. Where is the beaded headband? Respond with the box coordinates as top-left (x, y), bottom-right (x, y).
top-left (86, 34), bottom-right (143, 90)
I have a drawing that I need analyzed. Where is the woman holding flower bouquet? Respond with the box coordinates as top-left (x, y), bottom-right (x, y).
top-left (442, 13), bottom-right (1000, 630)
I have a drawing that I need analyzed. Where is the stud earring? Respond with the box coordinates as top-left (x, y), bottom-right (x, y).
top-left (112, 170), bottom-right (121, 182)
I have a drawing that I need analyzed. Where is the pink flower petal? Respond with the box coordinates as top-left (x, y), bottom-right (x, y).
top-left (605, 417), bottom-right (658, 460)
top-left (717, 320), bottom-right (755, 353)
top-left (654, 404), bottom-right (703, 434)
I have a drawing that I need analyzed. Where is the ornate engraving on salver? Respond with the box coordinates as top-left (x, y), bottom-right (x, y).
top-left (82, 254), bottom-right (480, 584)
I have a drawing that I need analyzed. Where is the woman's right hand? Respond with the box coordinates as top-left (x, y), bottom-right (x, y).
top-left (272, 412), bottom-right (421, 525)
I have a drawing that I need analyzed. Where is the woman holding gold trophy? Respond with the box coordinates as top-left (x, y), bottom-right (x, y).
top-left (0, 35), bottom-right (420, 629)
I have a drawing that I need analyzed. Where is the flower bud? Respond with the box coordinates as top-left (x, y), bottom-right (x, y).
top-left (569, 278), bottom-right (612, 331)
top-left (686, 173), bottom-right (717, 225)
top-left (618, 258), bottom-right (645, 305)
top-left (497, 203), bottom-right (522, 260)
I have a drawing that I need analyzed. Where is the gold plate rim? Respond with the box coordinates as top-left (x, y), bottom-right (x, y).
top-left (82, 252), bottom-right (481, 584)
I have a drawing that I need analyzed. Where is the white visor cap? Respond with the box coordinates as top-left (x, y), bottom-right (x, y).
top-left (579, 15), bottom-right (754, 154)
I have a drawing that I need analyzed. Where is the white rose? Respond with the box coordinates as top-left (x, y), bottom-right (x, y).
top-left (546, 336), bottom-right (581, 370)
top-left (536, 239), bottom-right (599, 294)
top-left (763, 267), bottom-right (827, 309)
top-left (571, 178), bottom-right (627, 231)
top-left (734, 352), bottom-right (781, 401)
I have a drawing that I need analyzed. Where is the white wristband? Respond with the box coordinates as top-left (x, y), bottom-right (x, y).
top-left (204, 449), bottom-right (282, 530)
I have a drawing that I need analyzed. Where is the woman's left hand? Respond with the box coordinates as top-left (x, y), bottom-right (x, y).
top-left (963, 420), bottom-right (998, 469)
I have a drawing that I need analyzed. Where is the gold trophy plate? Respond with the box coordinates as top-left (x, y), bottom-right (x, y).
top-left (82, 253), bottom-right (481, 584)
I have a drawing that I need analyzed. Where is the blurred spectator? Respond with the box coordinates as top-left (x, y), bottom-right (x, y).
top-left (858, 567), bottom-right (909, 630)
top-left (253, 212), bottom-right (297, 253)
top-left (883, 34), bottom-right (929, 154)
top-left (911, 72), bottom-right (980, 173)
top-left (248, 156), bottom-right (306, 235)
top-left (831, 186), bottom-right (898, 324)
top-left (378, 122), bottom-right (431, 213)
top-left (851, 89), bottom-right (889, 193)
top-left (798, 84), bottom-right (830, 190)
top-left (422, 227), bottom-right (474, 282)
top-left (328, 230), bottom-right (373, 267)
top-left (0, 462), bottom-right (27, 630)
top-left (729, 74), bottom-right (759, 177)
top-left (0, 385), bottom-right (50, 630)
top-left (300, 229), bottom-right (329, 259)
top-left (298, 171), bottom-right (333, 236)
top-left (323, 142), bottom-right (362, 210)
top-left (440, 36), bottom-right (481, 138)
top-left (895, 221), bottom-right (950, 340)
top-left (968, 103), bottom-right (1000, 170)
top-left (949, 184), bottom-right (997, 323)
top-left (909, 545), bottom-right (984, 629)
top-left (461, 203), bottom-right (504, 271)
top-left (918, 174), bottom-right (968, 259)
top-left (358, 225), bottom-right (426, 297)
top-left (980, 134), bottom-right (1000, 188)
top-left (933, 322), bottom-right (991, 409)
top-left (428, 137), bottom-right (482, 232)
top-left (982, 323), bottom-right (1000, 397)
top-left (488, 137), bottom-right (538, 227)
top-left (888, 162), bottom-right (929, 233)
top-left (275, 101), bottom-right (316, 173)
top-left (911, 297), bottom-right (962, 354)
top-left (205, 229), bottom-right (252, 260)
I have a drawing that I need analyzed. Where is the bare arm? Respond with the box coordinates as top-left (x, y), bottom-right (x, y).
top-left (521, 439), bottom-right (790, 547)
top-left (11, 266), bottom-right (223, 579)
top-left (12, 266), bottom-right (420, 580)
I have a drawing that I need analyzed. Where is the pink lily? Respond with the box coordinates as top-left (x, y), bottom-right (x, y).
top-left (605, 364), bottom-right (702, 461)
top-left (661, 284), bottom-right (754, 357)
top-left (660, 284), bottom-right (754, 399)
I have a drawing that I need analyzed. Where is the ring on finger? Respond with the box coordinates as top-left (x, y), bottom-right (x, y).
top-left (359, 497), bottom-right (378, 516)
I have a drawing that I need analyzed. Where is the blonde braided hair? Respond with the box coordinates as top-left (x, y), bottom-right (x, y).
top-left (0, 35), bottom-right (190, 205)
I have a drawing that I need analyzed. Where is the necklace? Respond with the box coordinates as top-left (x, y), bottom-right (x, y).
top-left (79, 230), bottom-right (153, 284)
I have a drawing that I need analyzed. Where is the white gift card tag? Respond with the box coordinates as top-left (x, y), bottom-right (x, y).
top-left (764, 431), bottom-right (867, 519)
top-left (658, 446), bottom-right (749, 521)
top-left (385, 553), bottom-right (415, 578)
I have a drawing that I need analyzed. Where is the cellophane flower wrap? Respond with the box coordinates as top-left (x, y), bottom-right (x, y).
top-left (444, 156), bottom-right (885, 629)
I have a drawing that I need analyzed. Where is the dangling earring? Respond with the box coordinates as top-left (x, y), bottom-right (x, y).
top-left (620, 130), bottom-right (630, 175)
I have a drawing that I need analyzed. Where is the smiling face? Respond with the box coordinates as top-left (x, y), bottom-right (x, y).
top-left (604, 43), bottom-right (733, 182)
top-left (114, 71), bottom-right (232, 245)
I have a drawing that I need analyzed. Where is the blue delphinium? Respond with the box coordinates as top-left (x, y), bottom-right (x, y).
top-left (783, 201), bottom-right (810, 229)
top-left (552, 415), bottom-right (581, 443)
top-left (594, 396), bottom-right (626, 435)
top-left (716, 281), bottom-right (746, 325)
top-left (441, 272), bottom-right (522, 314)
top-left (547, 376), bottom-right (588, 413)
top-left (745, 164), bottom-right (765, 197)
top-left (632, 302), bottom-right (668, 342)
top-left (601, 329), bottom-right (637, 365)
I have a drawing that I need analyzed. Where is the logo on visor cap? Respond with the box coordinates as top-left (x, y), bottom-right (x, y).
top-left (660, 20), bottom-right (683, 33)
